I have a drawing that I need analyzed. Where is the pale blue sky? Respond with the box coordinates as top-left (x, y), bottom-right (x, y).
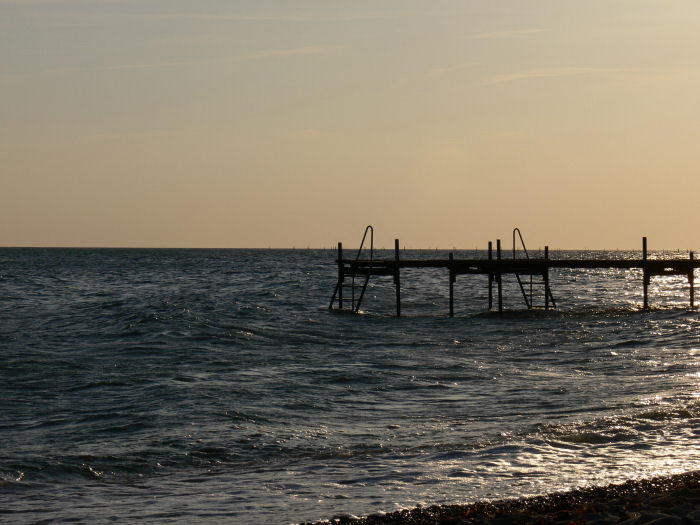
top-left (2, 1), bottom-right (700, 248)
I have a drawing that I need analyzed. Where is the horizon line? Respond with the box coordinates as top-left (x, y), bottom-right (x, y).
top-left (0, 245), bottom-right (696, 252)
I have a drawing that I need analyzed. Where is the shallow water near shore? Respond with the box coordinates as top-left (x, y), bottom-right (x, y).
top-left (1, 248), bottom-right (698, 523)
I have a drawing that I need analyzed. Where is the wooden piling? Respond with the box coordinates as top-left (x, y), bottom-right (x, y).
top-left (690, 251), bottom-right (695, 309)
top-left (449, 252), bottom-right (454, 317)
top-left (394, 239), bottom-right (401, 317)
top-left (488, 241), bottom-right (493, 310)
top-left (643, 237), bottom-right (649, 310)
top-left (497, 239), bottom-right (503, 312)
top-left (544, 246), bottom-right (550, 310)
top-left (338, 242), bottom-right (344, 310)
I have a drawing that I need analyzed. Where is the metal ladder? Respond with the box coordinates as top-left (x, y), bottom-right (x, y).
top-left (513, 228), bottom-right (556, 309)
top-left (513, 228), bottom-right (534, 308)
top-left (329, 225), bottom-right (374, 313)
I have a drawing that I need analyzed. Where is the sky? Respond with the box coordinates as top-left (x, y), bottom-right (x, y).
top-left (2, 0), bottom-right (699, 249)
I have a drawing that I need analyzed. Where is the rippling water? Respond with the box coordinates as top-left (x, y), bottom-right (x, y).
top-left (1, 248), bottom-right (698, 523)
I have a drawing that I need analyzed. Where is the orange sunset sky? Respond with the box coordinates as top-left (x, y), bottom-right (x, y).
top-left (2, 1), bottom-right (699, 249)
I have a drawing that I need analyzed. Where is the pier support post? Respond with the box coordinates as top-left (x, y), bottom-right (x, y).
top-left (643, 237), bottom-right (649, 310)
top-left (449, 252), bottom-right (455, 317)
top-left (338, 242), bottom-right (344, 310)
top-left (544, 246), bottom-right (550, 310)
top-left (690, 251), bottom-right (695, 309)
top-left (488, 241), bottom-right (493, 310)
top-left (394, 239), bottom-right (401, 317)
top-left (497, 239), bottom-right (503, 312)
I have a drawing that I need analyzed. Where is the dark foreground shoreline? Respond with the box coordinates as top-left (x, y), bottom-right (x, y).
top-left (303, 471), bottom-right (699, 524)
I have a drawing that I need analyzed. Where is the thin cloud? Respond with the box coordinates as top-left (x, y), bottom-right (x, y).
top-left (0, 0), bottom-right (88, 3)
top-left (42, 60), bottom-right (200, 75)
top-left (428, 62), bottom-right (479, 77)
top-left (485, 67), bottom-right (637, 85)
top-left (144, 9), bottom-right (468, 23)
top-left (31, 46), bottom-right (335, 76)
top-left (471, 29), bottom-right (551, 40)
top-left (2, 6), bottom-right (461, 22)
top-left (254, 46), bottom-right (334, 58)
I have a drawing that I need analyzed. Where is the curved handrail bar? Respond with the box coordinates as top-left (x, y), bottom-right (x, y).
top-left (352, 225), bottom-right (374, 313)
top-left (512, 227), bottom-right (529, 260)
top-left (356, 225), bottom-right (374, 262)
top-left (513, 227), bottom-right (533, 308)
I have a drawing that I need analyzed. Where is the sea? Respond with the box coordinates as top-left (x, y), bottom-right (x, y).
top-left (1, 247), bottom-right (698, 524)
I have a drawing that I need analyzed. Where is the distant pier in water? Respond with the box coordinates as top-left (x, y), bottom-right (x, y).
top-left (329, 226), bottom-right (698, 316)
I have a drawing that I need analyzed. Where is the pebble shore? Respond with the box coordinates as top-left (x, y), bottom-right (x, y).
top-left (304, 471), bottom-right (700, 524)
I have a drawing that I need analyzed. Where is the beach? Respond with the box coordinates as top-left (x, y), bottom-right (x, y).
top-left (307, 471), bottom-right (700, 524)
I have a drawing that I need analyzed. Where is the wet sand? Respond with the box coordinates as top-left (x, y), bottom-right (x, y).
top-left (304, 471), bottom-right (699, 524)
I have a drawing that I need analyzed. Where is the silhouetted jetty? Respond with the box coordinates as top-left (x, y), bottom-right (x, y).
top-left (329, 227), bottom-right (697, 316)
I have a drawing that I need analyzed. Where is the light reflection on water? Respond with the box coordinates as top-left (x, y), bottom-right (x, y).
top-left (0, 248), bottom-right (698, 524)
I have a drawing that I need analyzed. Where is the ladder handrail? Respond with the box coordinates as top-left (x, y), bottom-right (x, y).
top-left (512, 227), bottom-right (529, 260)
top-left (356, 225), bottom-right (374, 262)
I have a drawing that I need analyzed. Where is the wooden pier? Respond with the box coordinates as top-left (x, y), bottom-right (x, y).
top-left (329, 227), bottom-right (698, 316)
